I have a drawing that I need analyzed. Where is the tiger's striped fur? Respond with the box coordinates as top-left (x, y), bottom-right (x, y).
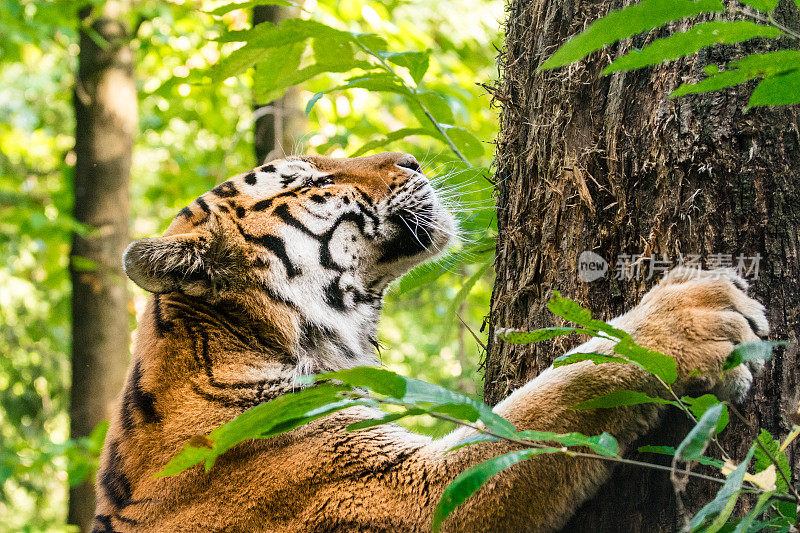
top-left (94, 152), bottom-right (768, 532)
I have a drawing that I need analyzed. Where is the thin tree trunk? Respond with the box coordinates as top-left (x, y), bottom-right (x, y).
top-left (253, 4), bottom-right (306, 162)
top-left (69, 4), bottom-right (135, 530)
top-left (486, 0), bottom-right (800, 530)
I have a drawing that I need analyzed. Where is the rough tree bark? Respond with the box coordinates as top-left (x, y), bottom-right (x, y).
top-left (253, 4), bottom-right (306, 162)
top-left (485, 0), bottom-right (800, 530)
top-left (69, 3), bottom-right (136, 530)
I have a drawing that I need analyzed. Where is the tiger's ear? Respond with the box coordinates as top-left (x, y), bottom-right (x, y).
top-left (123, 232), bottom-right (244, 295)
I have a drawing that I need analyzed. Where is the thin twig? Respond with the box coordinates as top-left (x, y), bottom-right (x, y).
top-left (352, 40), bottom-right (472, 166)
top-left (456, 312), bottom-right (488, 352)
top-left (663, 379), bottom-right (731, 462)
top-left (768, 13), bottom-right (800, 41)
top-left (415, 102), bottom-right (471, 165)
top-left (349, 391), bottom-right (796, 501)
top-left (732, 6), bottom-right (800, 41)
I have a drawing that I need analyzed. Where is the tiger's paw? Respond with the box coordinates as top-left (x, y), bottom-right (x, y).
top-left (624, 268), bottom-right (769, 402)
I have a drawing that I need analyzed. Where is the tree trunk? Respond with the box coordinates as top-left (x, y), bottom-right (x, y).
top-left (253, 4), bottom-right (306, 162)
top-left (486, 0), bottom-right (800, 530)
top-left (69, 4), bottom-right (135, 530)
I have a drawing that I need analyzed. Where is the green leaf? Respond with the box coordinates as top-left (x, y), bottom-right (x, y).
top-left (681, 394), bottom-right (729, 434)
top-left (574, 390), bottom-right (677, 409)
top-left (553, 352), bottom-right (634, 368)
top-left (724, 341), bottom-right (785, 370)
top-left (430, 403), bottom-right (481, 421)
top-left (312, 35), bottom-right (357, 69)
top-left (318, 367), bottom-right (516, 437)
top-left (690, 447), bottom-right (755, 531)
top-left (320, 367), bottom-right (407, 398)
top-left (441, 126), bottom-right (484, 159)
top-left (212, 19), bottom-right (361, 83)
top-left (210, 43), bottom-right (277, 81)
top-left (257, 60), bottom-right (376, 103)
top-left (589, 432), bottom-right (619, 456)
top-left (414, 91), bottom-right (456, 125)
top-left (546, 291), bottom-right (629, 339)
top-left (441, 262), bottom-right (492, 339)
top-left (396, 253), bottom-right (462, 293)
top-left (380, 50), bottom-right (431, 85)
top-left (252, 41), bottom-right (305, 101)
top-left (753, 429), bottom-right (791, 492)
top-left (350, 128), bottom-right (439, 157)
top-left (547, 291), bottom-right (678, 383)
top-left (157, 384), bottom-right (358, 476)
top-left (515, 430), bottom-right (620, 457)
top-left (217, 19), bottom-right (352, 47)
top-left (749, 69), bottom-right (800, 107)
top-left (403, 377), bottom-right (517, 436)
top-left (673, 68), bottom-right (753, 96)
top-left (732, 490), bottom-right (776, 533)
top-left (705, 488), bottom-right (743, 533)
top-left (86, 420), bottom-right (109, 452)
top-left (431, 448), bottom-right (561, 531)
top-left (603, 21), bottom-right (781, 74)
top-left (739, 0), bottom-right (780, 13)
top-left (672, 50), bottom-right (800, 97)
top-left (453, 430), bottom-right (618, 457)
top-left (676, 403), bottom-right (723, 462)
top-left (638, 445), bottom-right (724, 468)
top-left (455, 264), bottom-right (490, 295)
top-left (205, 0), bottom-right (298, 16)
top-left (70, 255), bottom-right (100, 272)
top-left (451, 433), bottom-right (499, 450)
top-left (156, 438), bottom-right (218, 478)
top-left (351, 32), bottom-right (389, 51)
top-left (614, 337), bottom-right (679, 384)
top-left (347, 408), bottom-right (427, 431)
top-left (306, 73), bottom-right (411, 115)
top-left (258, 397), bottom-right (373, 440)
top-left (539, 0), bottom-right (726, 70)
top-left (496, 327), bottom-right (591, 344)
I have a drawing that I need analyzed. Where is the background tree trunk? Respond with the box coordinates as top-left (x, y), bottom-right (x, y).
top-left (253, 4), bottom-right (306, 162)
top-left (485, 0), bottom-right (800, 530)
top-left (69, 3), bottom-right (135, 530)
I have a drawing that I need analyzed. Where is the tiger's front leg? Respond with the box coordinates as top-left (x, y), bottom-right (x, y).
top-left (266, 268), bottom-right (769, 533)
top-left (431, 268), bottom-right (769, 531)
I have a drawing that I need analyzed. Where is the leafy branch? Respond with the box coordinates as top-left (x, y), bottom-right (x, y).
top-left (538, 0), bottom-right (800, 107)
top-left (200, 3), bottom-right (483, 163)
top-left (497, 292), bottom-right (795, 531)
top-left (349, 39), bottom-right (471, 166)
top-left (728, 403), bottom-right (800, 503)
top-left (734, 3), bottom-right (800, 41)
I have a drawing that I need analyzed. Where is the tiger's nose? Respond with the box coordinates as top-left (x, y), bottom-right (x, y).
top-left (395, 154), bottom-right (422, 174)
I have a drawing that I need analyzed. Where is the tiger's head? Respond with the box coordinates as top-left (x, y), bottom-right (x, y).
top-left (123, 152), bottom-right (456, 372)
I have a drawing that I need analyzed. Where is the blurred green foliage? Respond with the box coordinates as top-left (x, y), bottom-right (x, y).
top-left (0, 0), bottom-right (501, 528)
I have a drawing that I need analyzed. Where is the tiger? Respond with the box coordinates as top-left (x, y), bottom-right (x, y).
top-left (93, 151), bottom-right (769, 532)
